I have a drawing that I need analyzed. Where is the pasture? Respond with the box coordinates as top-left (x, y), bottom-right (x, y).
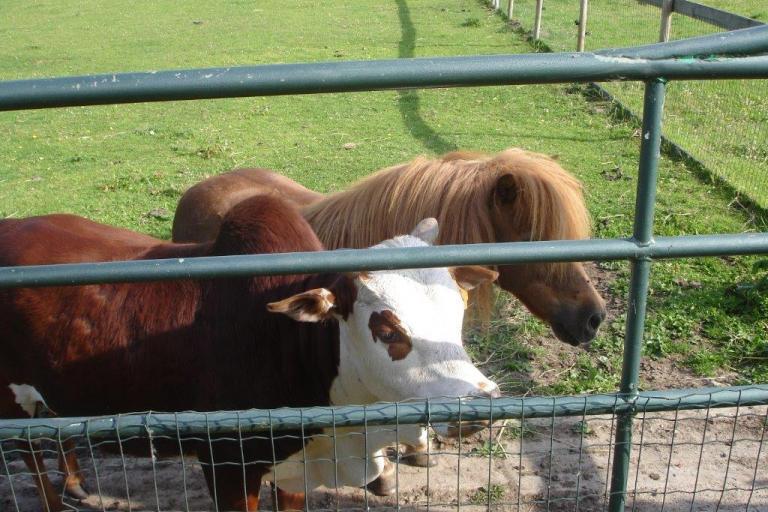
top-left (507, 0), bottom-right (768, 208)
top-left (1, 0), bottom-right (767, 510)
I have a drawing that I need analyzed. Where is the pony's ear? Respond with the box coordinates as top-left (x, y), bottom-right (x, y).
top-left (494, 173), bottom-right (518, 204)
top-left (267, 288), bottom-right (336, 322)
top-left (450, 266), bottom-right (499, 291)
top-left (410, 218), bottom-right (439, 244)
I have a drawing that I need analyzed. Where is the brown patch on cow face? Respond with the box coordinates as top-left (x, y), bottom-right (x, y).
top-left (368, 310), bottom-right (412, 361)
top-left (329, 275), bottom-right (358, 320)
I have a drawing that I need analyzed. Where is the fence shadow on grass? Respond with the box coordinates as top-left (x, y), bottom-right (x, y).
top-left (395, 0), bottom-right (457, 155)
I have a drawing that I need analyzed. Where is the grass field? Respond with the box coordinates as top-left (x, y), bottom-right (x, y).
top-left (505, 0), bottom-right (768, 209)
top-left (1, 0), bottom-right (766, 394)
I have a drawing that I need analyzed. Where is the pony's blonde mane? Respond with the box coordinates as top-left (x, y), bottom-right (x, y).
top-left (302, 148), bottom-right (591, 317)
top-left (304, 147), bottom-right (589, 256)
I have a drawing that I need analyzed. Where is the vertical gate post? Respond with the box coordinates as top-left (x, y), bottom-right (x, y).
top-left (659, 0), bottom-right (674, 42)
top-left (577, 0), bottom-right (589, 51)
top-left (607, 78), bottom-right (667, 512)
top-left (533, 0), bottom-right (544, 40)
top-left (507, 0), bottom-right (514, 20)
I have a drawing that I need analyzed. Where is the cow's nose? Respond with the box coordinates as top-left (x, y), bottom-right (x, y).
top-left (477, 382), bottom-right (501, 398)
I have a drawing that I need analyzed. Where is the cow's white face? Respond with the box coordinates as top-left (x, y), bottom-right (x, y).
top-left (268, 218), bottom-right (499, 405)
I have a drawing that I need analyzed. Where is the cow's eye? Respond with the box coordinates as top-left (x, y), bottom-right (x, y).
top-left (379, 330), bottom-right (398, 343)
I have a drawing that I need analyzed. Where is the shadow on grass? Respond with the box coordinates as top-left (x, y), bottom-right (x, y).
top-left (395, 0), bottom-right (457, 155)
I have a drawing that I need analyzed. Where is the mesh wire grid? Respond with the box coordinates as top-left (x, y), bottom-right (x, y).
top-left (499, 0), bottom-right (768, 210)
top-left (1, 393), bottom-right (767, 511)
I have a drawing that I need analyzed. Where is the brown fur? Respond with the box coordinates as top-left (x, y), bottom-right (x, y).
top-left (368, 310), bottom-right (412, 361)
top-left (172, 168), bottom-right (322, 243)
top-left (0, 196), bottom-right (358, 511)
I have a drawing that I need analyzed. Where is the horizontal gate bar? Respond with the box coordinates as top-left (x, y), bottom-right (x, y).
top-left (0, 233), bottom-right (766, 288)
top-left (1, 52), bottom-right (768, 111)
top-left (1, 385), bottom-right (766, 441)
top-left (639, 0), bottom-right (764, 31)
top-left (599, 23), bottom-right (767, 57)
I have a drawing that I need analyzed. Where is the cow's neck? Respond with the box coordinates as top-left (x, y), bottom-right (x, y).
top-left (328, 327), bottom-right (379, 406)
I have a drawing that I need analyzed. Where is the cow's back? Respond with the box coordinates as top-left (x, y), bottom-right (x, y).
top-left (0, 198), bottom-right (333, 415)
top-left (0, 214), bottom-right (203, 413)
top-left (0, 214), bottom-right (160, 266)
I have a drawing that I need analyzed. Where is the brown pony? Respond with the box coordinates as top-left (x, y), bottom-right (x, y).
top-left (174, 148), bottom-right (607, 346)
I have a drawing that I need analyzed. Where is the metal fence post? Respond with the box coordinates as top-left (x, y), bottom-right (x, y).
top-left (533, 0), bottom-right (544, 40)
top-left (660, 0), bottom-right (674, 42)
top-left (607, 78), bottom-right (666, 512)
top-left (577, 0), bottom-right (589, 51)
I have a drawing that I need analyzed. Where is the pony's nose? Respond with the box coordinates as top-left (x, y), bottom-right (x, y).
top-left (584, 309), bottom-right (607, 339)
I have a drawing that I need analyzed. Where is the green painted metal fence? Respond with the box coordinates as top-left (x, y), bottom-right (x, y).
top-left (1, 24), bottom-right (768, 512)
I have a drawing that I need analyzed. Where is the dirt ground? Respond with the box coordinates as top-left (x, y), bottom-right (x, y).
top-left (2, 266), bottom-right (766, 511)
top-left (2, 404), bottom-right (766, 511)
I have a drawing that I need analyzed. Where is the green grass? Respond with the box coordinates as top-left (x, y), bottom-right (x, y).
top-left (469, 484), bottom-right (506, 505)
top-left (700, 0), bottom-right (768, 21)
top-left (1, 0), bottom-right (766, 393)
top-left (503, 0), bottom-right (768, 209)
top-left (470, 439), bottom-right (507, 458)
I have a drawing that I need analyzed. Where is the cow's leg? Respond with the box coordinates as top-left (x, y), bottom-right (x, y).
top-left (1, 382), bottom-right (66, 512)
top-left (199, 447), bottom-right (264, 512)
top-left (57, 440), bottom-right (88, 500)
top-left (366, 428), bottom-right (435, 495)
top-left (20, 447), bottom-right (66, 512)
top-left (400, 427), bottom-right (436, 467)
top-left (400, 443), bottom-right (436, 468)
top-left (364, 456), bottom-right (396, 497)
top-left (273, 485), bottom-right (306, 512)
top-left (26, 396), bottom-right (90, 502)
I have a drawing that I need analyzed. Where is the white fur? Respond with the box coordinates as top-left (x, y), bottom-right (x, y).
top-left (8, 383), bottom-right (47, 418)
top-left (269, 220), bottom-right (498, 492)
top-left (268, 424), bottom-right (426, 492)
top-left (332, 233), bottom-right (497, 404)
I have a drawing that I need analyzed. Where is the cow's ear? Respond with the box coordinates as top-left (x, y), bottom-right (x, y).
top-left (267, 288), bottom-right (336, 322)
top-left (410, 217), bottom-right (439, 244)
top-left (449, 266), bottom-right (499, 291)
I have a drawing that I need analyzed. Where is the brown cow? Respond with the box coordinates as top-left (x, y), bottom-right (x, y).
top-left (0, 195), bottom-right (498, 511)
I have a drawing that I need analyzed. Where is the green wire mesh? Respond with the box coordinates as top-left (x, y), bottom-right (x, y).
top-left (1, 391), bottom-right (766, 511)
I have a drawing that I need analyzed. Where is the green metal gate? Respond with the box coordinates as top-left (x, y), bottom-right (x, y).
top-left (1, 24), bottom-right (768, 512)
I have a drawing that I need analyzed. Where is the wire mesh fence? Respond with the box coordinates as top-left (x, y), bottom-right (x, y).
top-left (500, 0), bottom-right (768, 210)
top-left (1, 390), bottom-right (767, 511)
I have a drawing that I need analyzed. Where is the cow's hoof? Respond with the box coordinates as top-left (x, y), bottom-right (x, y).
top-left (64, 482), bottom-right (90, 501)
top-left (400, 446), bottom-right (437, 468)
top-left (365, 461), bottom-right (396, 496)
